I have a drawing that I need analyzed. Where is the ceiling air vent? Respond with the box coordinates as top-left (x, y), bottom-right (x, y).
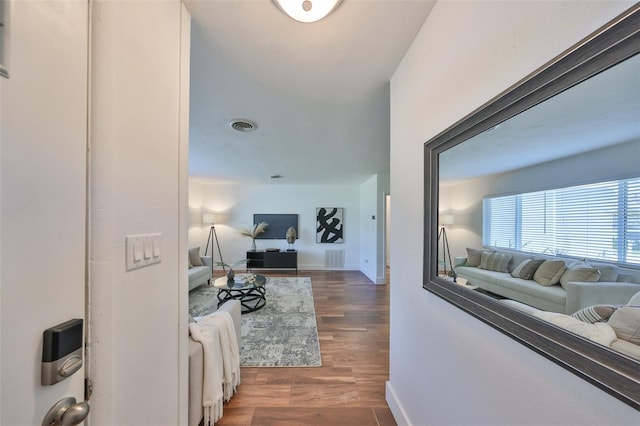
top-left (229, 119), bottom-right (257, 132)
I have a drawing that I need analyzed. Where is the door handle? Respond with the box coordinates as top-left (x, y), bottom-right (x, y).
top-left (42, 397), bottom-right (90, 426)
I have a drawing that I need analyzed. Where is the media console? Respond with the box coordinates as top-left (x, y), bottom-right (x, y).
top-left (247, 250), bottom-right (297, 273)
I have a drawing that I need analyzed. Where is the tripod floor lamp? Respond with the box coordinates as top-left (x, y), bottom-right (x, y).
top-left (202, 213), bottom-right (225, 276)
top-left (438, 214), bottom-right (456, 281)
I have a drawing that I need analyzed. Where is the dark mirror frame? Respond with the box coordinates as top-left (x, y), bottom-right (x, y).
top-left (424, 5), bottom-right (640, 409)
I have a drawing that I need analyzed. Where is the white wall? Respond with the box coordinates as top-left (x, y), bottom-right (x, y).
top-left (360, 175), bottom-right (379, 281)
top-left (88, 1), bottom-right (190, 424)
top-left (189, 180), bottom-right (361, 271)
top-left (443, 139), bottom-right (640, 260)
top-left (388, 1), bottom-right (639, 424)
top-left (360, 174), bottom-right (390, 283)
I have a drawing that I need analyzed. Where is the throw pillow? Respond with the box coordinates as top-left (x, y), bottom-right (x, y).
top-left (533, 260), bottom-right (567, 286)
top-left (559, 262), bottom-right (601, 289)
top-left (466, 247), bottom-right (488, 267)
top-left (188, 247), bottom-right (203, 267)
top-left (571, 305), bottom-right (618, 324)
top-left (518, 259), bottom-right (545, 280)
top-left (588, 261), bottom-right (619, 282)
top-left (479, 252), bottom-right (511, 273)
top-left (608, 306), bottom-right (640, 345)
top-left (511, 259), bottom-right (531, 278)
top-left (628, 290), bottom-right (640, 307)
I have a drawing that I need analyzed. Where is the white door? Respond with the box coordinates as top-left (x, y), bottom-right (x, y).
top-left (1, 1), bottom-right (89, 424)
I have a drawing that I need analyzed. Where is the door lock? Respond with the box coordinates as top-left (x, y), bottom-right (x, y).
top-left (42, 397), bottom-right (90, 426)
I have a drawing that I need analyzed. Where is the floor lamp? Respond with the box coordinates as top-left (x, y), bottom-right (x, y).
top-left (202, 213), bottom-right (225, 276)
top-left (438, 214), bottom-right (456, 281)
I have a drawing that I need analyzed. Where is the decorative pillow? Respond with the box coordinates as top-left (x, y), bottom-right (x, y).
top-left (493, 249), bottom-right (531, 273)
top-left (466, 247), bottom-right (488, 267)
top-left (518, 259), bottom-right (545, 280)
top-left (533, 311), bottom-right (617, 347)
top-left (607, 306), bottom-right (640, 345)
top-left (588, 261), bottom-right (619, 282)
top-left (571, 305), bottom-right (617, 324)
top-left (533, 260), bottom-right (567, 286)
top-left (479, 252), bottom-right (511, 273)
top-left (559, 262), bottom-right (601, 289)
top-left (188, 247), bottom-right (203, 267)
top-left (628, 290), bottom-right (640, 307)
top-left (511, 259), bottom-right (531, 278)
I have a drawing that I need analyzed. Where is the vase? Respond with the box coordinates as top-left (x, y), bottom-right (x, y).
top-left (251, 239), bottom-right (256, 251)
top-left (227, 268), bottom-right (235, 286)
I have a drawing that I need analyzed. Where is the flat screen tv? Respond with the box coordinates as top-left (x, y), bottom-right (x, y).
top-left (253, 214), bottom-right (298, 240)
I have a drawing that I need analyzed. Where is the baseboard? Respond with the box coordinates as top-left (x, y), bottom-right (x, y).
top-left (386, 381), bottom-right (411, 426)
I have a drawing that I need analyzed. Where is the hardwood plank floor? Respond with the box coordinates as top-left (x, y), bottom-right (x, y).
top-left (216, 270), bottom-right (395, 426)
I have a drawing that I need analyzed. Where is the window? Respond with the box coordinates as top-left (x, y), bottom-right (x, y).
top-left (483, 176), bottom-right (640, 266)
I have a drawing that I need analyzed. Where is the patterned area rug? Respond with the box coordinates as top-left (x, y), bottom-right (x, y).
top-left (188, 276), bottom-right (322, 367)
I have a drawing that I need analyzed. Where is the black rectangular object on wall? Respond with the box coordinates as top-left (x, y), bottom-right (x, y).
top-left (253, 214), bottom-right (298, 239)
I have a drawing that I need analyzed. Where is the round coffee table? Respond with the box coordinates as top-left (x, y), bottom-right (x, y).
top-left (213, 273), bottom-right (267, 313)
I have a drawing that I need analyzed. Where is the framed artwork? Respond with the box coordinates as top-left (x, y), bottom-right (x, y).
top-left (316, 207), bottom-right (343, 243)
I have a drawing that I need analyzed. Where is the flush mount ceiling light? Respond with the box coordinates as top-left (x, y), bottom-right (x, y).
top-left (273, 0), bottom-right (342, 23)
top-left (229, 119), bottom-right (257, 132)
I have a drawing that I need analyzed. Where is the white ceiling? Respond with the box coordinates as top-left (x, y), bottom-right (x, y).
top-left (186, 0), bottom-right (436, 185)
top-left (440, 50), bottom-right (640, 182)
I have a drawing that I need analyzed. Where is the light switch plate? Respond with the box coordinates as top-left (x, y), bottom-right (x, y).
top-left (126, 233), bottom-right (162, 271)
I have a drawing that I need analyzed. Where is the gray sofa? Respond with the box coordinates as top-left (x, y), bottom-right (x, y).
top-left (454, 247), bottom-right (640, 314)
top-left (189, 255), bottom-right (212, 292)
top-left (188, 299), bottom-right (241, 426)
top-left (501, 291), bottom-right (640, 361)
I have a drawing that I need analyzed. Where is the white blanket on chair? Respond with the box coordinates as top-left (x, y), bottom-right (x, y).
top-left (189, 311), bottom-right (241, 425)
top-left (189, 321), bottom-right (223, 425)
top-left (202, 311), bottom-right (241, 401)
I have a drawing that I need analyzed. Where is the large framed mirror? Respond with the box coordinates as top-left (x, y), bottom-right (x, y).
top-left (424, 5), bottom-right (640, 409)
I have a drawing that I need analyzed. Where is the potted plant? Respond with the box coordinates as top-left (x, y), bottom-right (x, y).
top-left (239, 221), bottom-right (268, 251)
top-left (215, 259), bottom-right (248, 284)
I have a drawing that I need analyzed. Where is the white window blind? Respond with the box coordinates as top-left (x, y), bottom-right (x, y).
top-left (483, 196), bottom-right (516, 248)
top-left (483, 176), bottom-right (640, 266)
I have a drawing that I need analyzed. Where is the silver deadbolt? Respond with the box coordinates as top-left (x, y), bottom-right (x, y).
top-left (42, 397), bottom-right (90, 426)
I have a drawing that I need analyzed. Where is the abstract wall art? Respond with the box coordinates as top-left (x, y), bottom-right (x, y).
top-left (316, 207), bottom-right (343, 243)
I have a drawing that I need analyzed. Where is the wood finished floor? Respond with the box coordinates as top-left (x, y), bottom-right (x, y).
top-left (215, 270), bottom-right (395, 426)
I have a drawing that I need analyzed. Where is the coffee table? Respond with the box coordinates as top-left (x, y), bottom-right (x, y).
top-left (213, 273), bottom-right (267, 313)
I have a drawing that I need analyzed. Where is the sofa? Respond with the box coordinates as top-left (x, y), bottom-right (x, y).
top-left (501, 291), bottom-right (640, 361)
top-left (188, 299), bottom-right (242, 426)
top-left (188, 247), bottom-right (212, 291)
top-left (454, 247), bottom-right (640, 314)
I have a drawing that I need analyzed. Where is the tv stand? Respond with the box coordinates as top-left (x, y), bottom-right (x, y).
top-left (247, 250), bottom-right (297, 273)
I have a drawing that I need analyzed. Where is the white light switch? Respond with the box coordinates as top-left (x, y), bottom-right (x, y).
top-left (126, 233), bottom-right (162, 271)
top-left (133, 243), bottom-right (143, 261)
top-left (143, 242), bottom-right (152, 259)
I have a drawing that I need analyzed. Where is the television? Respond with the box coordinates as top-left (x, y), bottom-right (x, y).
top-left (253, 214), bottom-right (298, 240)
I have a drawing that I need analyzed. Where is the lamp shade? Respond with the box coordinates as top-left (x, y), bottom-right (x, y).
top-left (273, 0), bottom-right (341, 23)
top-left (202, 213), bottom-right (215, 225)
top-left (440, 215), bottom-right (454, 226)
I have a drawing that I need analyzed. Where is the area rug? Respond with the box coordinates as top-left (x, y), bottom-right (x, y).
top-left (188, 276), bottom-right (322, 367)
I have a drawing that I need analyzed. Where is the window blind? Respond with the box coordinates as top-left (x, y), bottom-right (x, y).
top-left (483, 176), bottom-right (640, 266)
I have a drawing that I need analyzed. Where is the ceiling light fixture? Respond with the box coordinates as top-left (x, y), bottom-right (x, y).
top-left (229, 119), bottom-right (257, 132)
top-left (270, 174), bottom-right (283, 179)
top-left (273, 0), bottom-right (342, 23)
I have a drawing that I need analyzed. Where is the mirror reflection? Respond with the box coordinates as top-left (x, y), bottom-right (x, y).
top-left (438, 53), bottom-right (640, 361)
